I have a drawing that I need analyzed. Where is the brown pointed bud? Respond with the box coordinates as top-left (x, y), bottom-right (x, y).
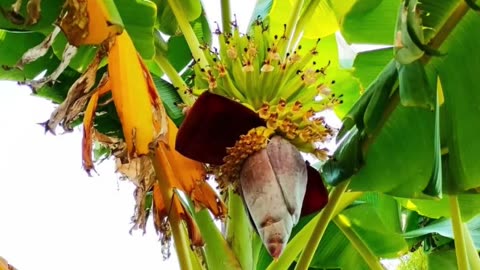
top-left (240, 136), bottom-right (307, 258)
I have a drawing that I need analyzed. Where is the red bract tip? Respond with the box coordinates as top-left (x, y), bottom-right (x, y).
top-left (301, 165), bottom-right (329, 216)
top-left (176, 91), bottom-right (265, 165)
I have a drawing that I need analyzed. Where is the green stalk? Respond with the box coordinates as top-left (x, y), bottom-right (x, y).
top-left (266, 189), bottom-right (362, 270)
top-left (225, 189), bottom-right (254, 270)
top-left (463, 223), bottom-right (480, 269)
top-left (154, 48), bottom-right (195, 106)
top-left (333, 216), bottom-right (384, 270)
top-left (294, 180), bottom-right (351, 270)
top-left (151, 149), bottom-right (194, 270)
top-left (220, 0), bottom-right (232, 34)
top-left (166, 0), bottom-right (208, 68)
top-left (449, 195), bottom-right (469, 270)
top-left (252, 232), bottom-right (263, 268)
top-left (279, 0), bottom-right (305, 57)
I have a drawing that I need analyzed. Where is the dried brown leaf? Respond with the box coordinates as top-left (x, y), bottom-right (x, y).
top-left (25, 0), bottom-right (41, 25)
top-left (16, 26), bottom-right (60, 69)
top-left (21, 43), bottom-right (77, 93)
top-left (44, 48), bottom-right (106, 133)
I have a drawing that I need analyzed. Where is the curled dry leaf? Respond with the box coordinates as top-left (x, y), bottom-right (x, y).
top-left (15, 26), bottom-right (61, 69)
top-left (81, 74), bottom-right (111, 174)
top-left (21, 43), bottom-right (78, 93)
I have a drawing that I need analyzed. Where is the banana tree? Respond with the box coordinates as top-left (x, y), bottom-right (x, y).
top-left (1, 0), bottom-right (479, 269)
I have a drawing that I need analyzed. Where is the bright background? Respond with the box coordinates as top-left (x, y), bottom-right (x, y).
top-left (0, 1), bottom-right (256, 269)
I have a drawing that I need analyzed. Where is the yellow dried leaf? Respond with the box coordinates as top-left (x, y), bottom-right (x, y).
top-left (108, 31), bottom-right (165, 157)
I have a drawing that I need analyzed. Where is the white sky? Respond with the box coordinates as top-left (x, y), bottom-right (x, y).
top-left (0, 1), bottom-right (255, 269)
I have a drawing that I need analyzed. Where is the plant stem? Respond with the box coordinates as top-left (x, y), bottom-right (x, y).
top-left (225, 189), bottom-right (253, 270)
top-left (333, 216), bottom-right (384, 270)
top-left (151, 147), bottom-right (194, 270)
top-left (449, 195), bottom-right (469, 270)
top-left (280, 0), bottom-right (305, 57)
top-left (166, 0), bottom-right (208, 68)
top-left (294, 180), bottom-right (351, 270)
top-left (154, 48), bottom-right (195, 106)
top-left (463, 223), bottom-right (480, 270)
top-left (220, 0), bottom-right (232, 34)
top-left (267, 190), bottom-right (362, 270)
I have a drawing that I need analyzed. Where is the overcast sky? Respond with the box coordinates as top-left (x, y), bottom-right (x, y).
top-left (0, 1), bottom-right (257, 269)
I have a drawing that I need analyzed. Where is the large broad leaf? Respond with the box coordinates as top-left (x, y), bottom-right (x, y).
top-left (325, 0), bottom-right (480, 197)
top-left (326, 100), bottom-right (435, 197)
top-left (428, 250), bottom-right (458, 270)
top-left (404, 214), bottom-right (480, 250)
top-left (333, 0), bottom-right (397, 44)
top-left (157, 0), bottom-right (202, 35)
top-left (361, 105), bottom-right (434, 197)
top-left (398, 194), bottom-right (480, 221)
top-left (431, 10), bottom-right (480, 192)
top-left (268, 0), bottom-right (338, 38)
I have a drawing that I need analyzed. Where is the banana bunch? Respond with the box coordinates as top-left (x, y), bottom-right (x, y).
top-left (178, 18), bottom-right (337, 259)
